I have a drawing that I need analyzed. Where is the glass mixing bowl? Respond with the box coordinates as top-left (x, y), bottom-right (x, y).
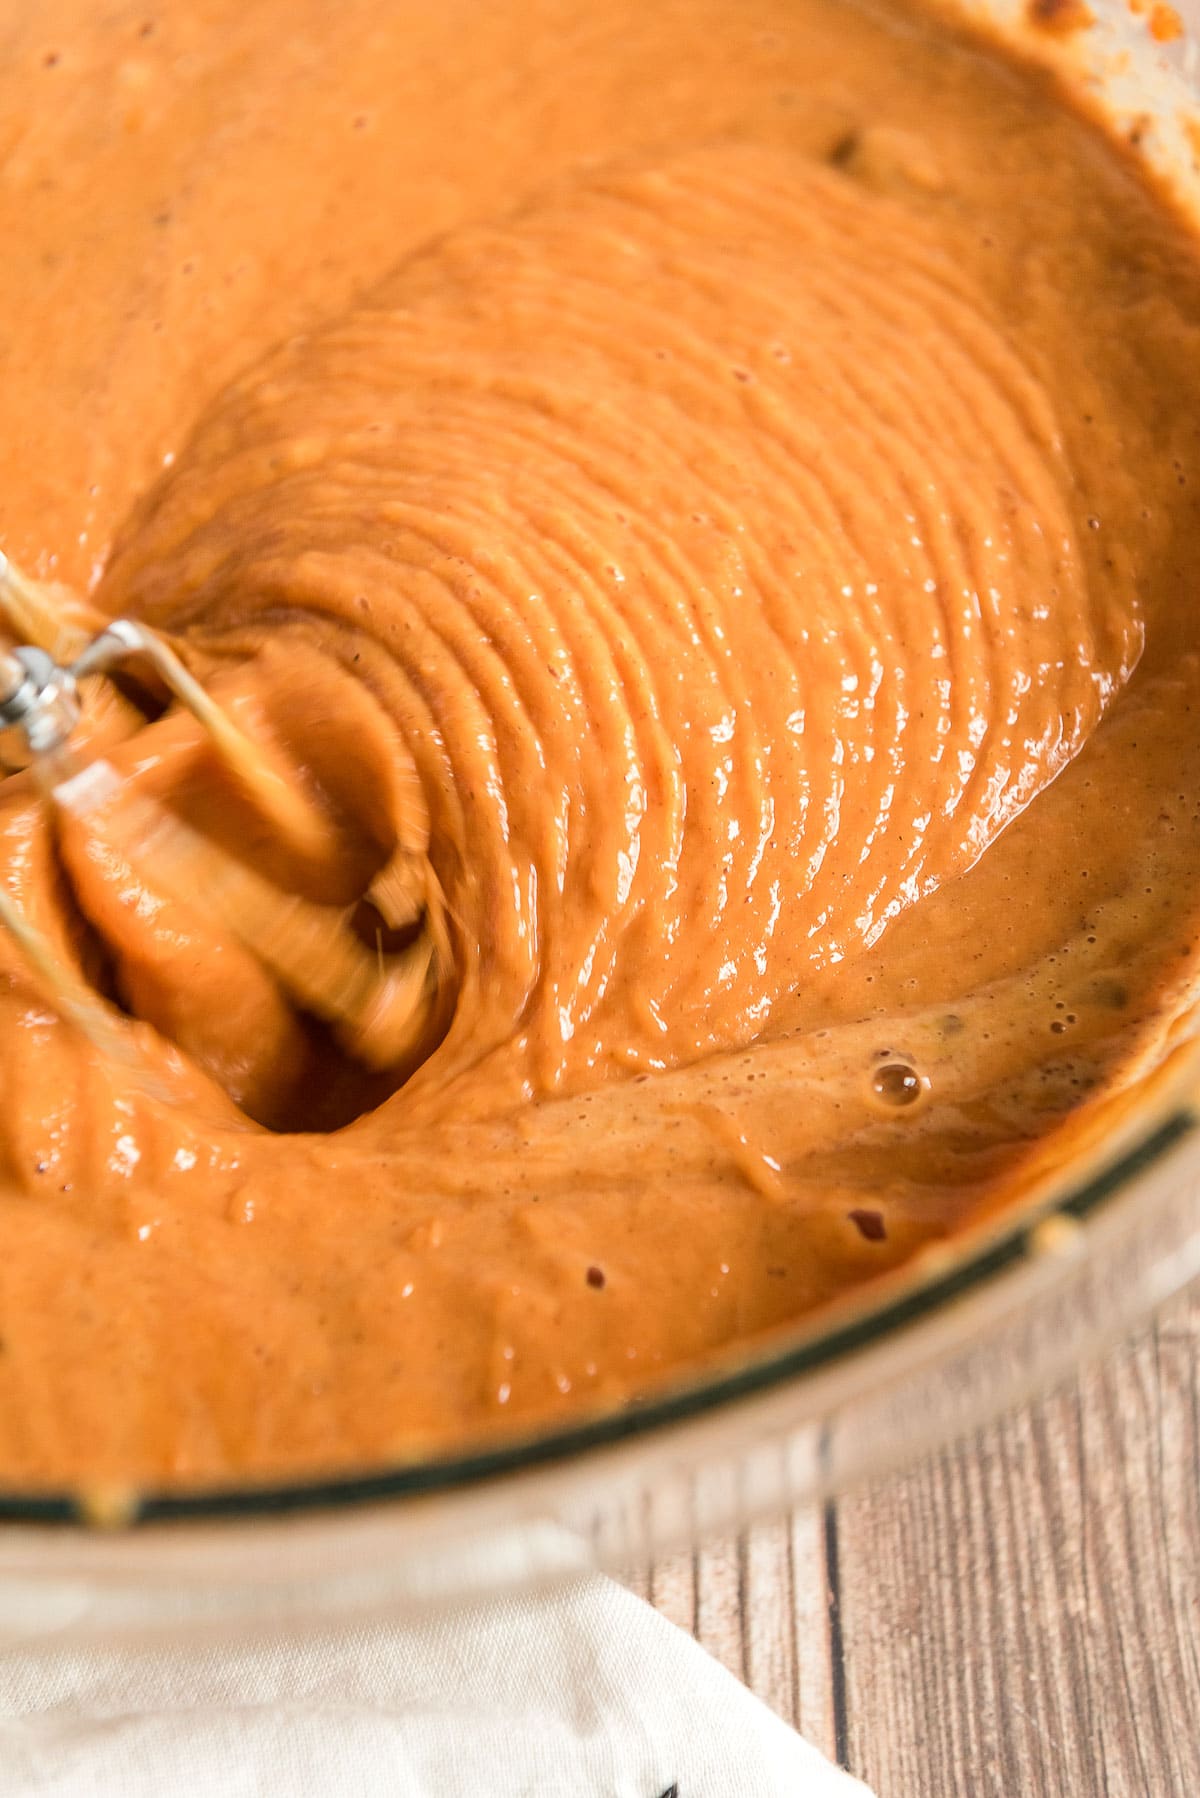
top-left (2, 0), bottom-right (1199, 1644)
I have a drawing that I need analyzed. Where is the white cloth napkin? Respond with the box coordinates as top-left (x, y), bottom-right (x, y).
top-left (0, 1572), bottom-right (872, 1796)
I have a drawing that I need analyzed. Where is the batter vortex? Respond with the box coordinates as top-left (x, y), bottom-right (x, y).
top-left (90, 143), bottom-right (1139, 1110)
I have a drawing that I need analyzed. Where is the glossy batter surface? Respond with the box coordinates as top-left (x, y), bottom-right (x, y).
top-left (2, 0), bottom-right (1200, 1486)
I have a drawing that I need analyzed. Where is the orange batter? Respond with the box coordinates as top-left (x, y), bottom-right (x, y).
top-left (1, 0), bottom-right (1200, 1487)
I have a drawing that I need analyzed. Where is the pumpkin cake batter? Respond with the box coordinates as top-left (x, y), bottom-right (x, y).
top-left (2, 0), bottom-right (1200, 1487)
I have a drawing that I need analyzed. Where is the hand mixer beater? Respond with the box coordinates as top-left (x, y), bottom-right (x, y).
top-left (0, 550), bottom-right (441, 1103)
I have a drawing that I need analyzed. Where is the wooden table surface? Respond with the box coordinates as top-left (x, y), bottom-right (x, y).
top-left (633, 1283), bottom-right (1200, 1797)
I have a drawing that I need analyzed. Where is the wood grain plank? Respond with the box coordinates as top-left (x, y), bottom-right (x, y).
top-left (693, 1534), bottom-right (746, 1684)
top-left (790, 1505), bottom-right (840, 1760)
top-left (833, 1286), bottom-right (1200, 1797)
top-left (647, 1545), bottom-right (697, 1638)
top-left (739, 1518), bottom-right (795, 1727)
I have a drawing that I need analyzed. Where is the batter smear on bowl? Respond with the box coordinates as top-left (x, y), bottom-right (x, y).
top-left (1, 0), bottom-right (1200, 1485)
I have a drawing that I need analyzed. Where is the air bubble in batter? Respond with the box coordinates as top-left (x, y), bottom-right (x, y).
top-left (867, 1058), bottom-right (929, 1113)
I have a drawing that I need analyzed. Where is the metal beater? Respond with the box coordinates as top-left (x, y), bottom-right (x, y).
top-left (0, 556), bottom-right (438, 1077)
